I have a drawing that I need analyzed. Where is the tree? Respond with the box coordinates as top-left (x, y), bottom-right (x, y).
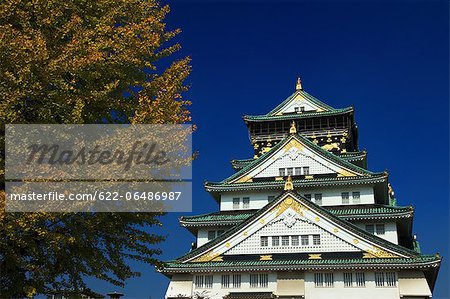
top-left (0, 0), bottom-right (192, 297)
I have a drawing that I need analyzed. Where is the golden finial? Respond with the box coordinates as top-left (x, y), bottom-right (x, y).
top-left (284, 175), bottom-right (294, 191)
top-left (289, 121), bottom-right (297, 134)
top-left (296, 77), bottom-right (303, 90)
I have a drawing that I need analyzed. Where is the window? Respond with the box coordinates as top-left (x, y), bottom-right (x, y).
top-left (313, 234), bottom-right (321, 246)
top-left (291, 235), bottom-right (299, 246)
top-left (294, 167), bottom-right (302, 176)
top-left (314, 273), bottom-right (333, 287)
top-left (314, 273), bottom-right (323, 287)
top-left (365, 224), bottom-right (374, 234)
top-left (303, 166), bottom-right (310, 175)
top-left (375, 272), bottom-right (396, 287)
top-left (221, 275), bottom-right (230, 288)
top-left (376, 224), bottom-right (385, 235)
top-left (250, 274), bottom-right (258, 288)
top-left (314, 193), bottom-right (322, 205)
top-left (260, 236), bottom-right (268, 247)
top-left (232, 274), bottom-right (241, 288)
top-left (217, 230), bottom-right (225, 236)
top-left (386, 272), bottom-right (396, 287)
top-left (375, 272), bottom-right (385, 287)
top-left (272, 236), bottom-right (280, 246)
top-left (355, 272), bottom-right (365, 287)
top-left (344, 272), bottom-right (353, 287)
top-left (259, 273), bottom-right (269, 287)
top-left (304, 194), bottom-right (312, 200)
top-left (268, 195), bottom-right (275, 202)
top-left (324, 273), bottom-right (334, 287)
top-left (250, 274), bottom-right (268, 288)
top-left (294, 107), bottom-right (299, 112)
top-left (281, 236), bottom-right (290, 246)
top-left (194, 275), bottom-right (204, 288)
top-left (286, 167), bottom-right (293, 176)
top-left (352, 191), bottom-right (360, 203)
top-left (279, 168), bottom-right (286, 177)
top-left (233, 198), bottom-right (240, 209)
top-left (208, 230), bottom-right (216, 241)
top-left (301, 235), bottom-right (309, 246)
top-left (300, 106), bottom-right (305, 112)
top-left (205, 275), bottom-right (213, 288)
top-left (341, 192), bottom-right (349, 204)
top-left (243, 197), bottom-right (250, 209)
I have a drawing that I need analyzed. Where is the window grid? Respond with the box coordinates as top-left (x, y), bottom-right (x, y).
top-left (352, 191), bottom-right (361, 203)
top-left (260, 236), bottom-right (268, 247)
top-left (250, 273), bottom-right (268, 288)
top-left (207, 230), bottom-right (216, 241)
top-left (291, 235), bottom-right (299, 246)
top-left (365, 224), bottom-right (374, 234)
top-left (304, 194), bottom-right (312, 200)
top-left (281, 236), bottom-right (290, 246)
top-left (294, 167), bottom-right (302, 175)
top-left (221, 275), bottom-right (230, 288)
top-left (314, 273), bottom-right (334, 288)
top-left (314, 193), bottom-right (322, 205)
top-left (272, 236), bottom-right (280, 247)
top-left (356, 272), bottom-right (365, 287)
top-left (344, 272), bottom-right (353, 287)
top-left (376, 224), bottom-right (385, 235)
top-left (204, 275), bottom-right (213, 289)
top-left (287, 167), bottom-right (293, 176)
top-left (194, 275), bottom-right (204, 288)
top-left (232, 274), bottom-right (241, 288)
top-left (303, 166), bottom-right (310, 175)
top-left (341, 192), bottom-right (349, 204)
top-left (313, 234), bottom-right (321, 246)
top-left (233, 198), bottom-right (240, 209)
top-left (242, 197), bottom-right (250, 209)
top-left (301, 235), bottom-right (309, 246)
top-left (279, 168), bottom-right (285, 176)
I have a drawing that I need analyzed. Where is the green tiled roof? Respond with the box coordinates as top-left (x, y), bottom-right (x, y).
top-left (244, 108), bottom-right (353, 122)
top-left (205, 174), bottom-right (387, 193)
top-left (180, 205), bottom-right (413, 226)
top-left (161, 255), bottom-right (440, 273)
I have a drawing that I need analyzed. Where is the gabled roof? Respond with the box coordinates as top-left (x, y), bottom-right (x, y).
top-left (243, 89), bottom-right (353, 122)
top-left (169, 191), bottom-right (420, 265)
top-left (207, 133), bottom-right (381, 188)
top-left (179, 205), bottom-right (414, 227)
top-left (231, 150), bottom-right (367, 171)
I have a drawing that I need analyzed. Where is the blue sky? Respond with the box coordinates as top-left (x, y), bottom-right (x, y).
top-left (87, 1), bottom-right (449, 298)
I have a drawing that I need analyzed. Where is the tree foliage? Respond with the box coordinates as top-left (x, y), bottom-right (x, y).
top-left (0, 0), bottom-right (192, 297)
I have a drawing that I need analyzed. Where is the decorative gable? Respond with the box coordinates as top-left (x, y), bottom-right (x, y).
top-left (185, 192), bottom-right (407, 263)
top-left (274, 91), bottom-right (327, 115)
top-left (232, 136), bottom-right (364, 184)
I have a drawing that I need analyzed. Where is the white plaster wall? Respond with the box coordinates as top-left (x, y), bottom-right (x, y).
top-left (190, 272), bottom-right (277, 299)
top-left (220, 186), bottom-right (375, 211)
top-left (304, 272), bottom-right (400, 299)
top-left (165, 274), bottom-right (193, 299)
top-left (220, 191), bottom-right (281, 211)
top-left (166, 271), bottom-right (408, 299)
top-left (354, 222), bottom-right (398, 244)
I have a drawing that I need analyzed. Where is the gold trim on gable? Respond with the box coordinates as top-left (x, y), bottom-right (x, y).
top-left (276, 196), bottom-right (304, 217)
top-left (367, 246), bottom-right (400, 258)
top-left (191, 250), bottom-right (220, 263)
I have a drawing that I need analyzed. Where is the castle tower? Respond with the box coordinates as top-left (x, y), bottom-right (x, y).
top-left (159, 78), bottom-right (440, 299)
